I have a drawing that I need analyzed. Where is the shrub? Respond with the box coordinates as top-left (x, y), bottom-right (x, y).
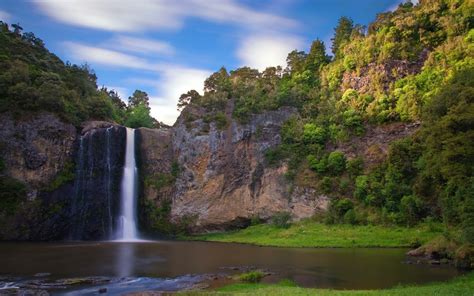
top-left (334, 198), bottom-right (354, 217)
top-left (354, 175), bottom-right (369, 201)
top-left (303, 123), bottom-right (326, 144)
top-left (239, 271), bottom-right (264, 283)
top-left (327, 151), bottom-right (346, 175)
top-left (399, 195), bottom-right (424, 226)
top-left (319, 176), bottom-right (332, 194)
top-left (343, 209), bottom-right (357, 225)
top-left (271, 212), bottom-right (292, 228)
top-left (347, 157), bottom-right (364, 178)
top-left (307, 154), bottom-right (327, 174)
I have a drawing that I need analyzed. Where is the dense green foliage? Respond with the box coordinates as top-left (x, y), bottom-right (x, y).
top-left (0, 22), bottom-right (159, 128)
top-left (179, 0), bottom-right (473, 239)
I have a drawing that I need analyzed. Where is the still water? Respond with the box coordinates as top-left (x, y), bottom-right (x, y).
top-left (0, 240), bottom-right (463, 290)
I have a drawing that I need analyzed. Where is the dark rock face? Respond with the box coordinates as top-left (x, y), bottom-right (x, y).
top-left (0, 113), bottom-right (126, 241)
top-left (69, 125), bottom-right (126, 240)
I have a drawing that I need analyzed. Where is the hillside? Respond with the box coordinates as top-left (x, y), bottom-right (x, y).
top-left (0, 0), bottom-right (471, 260)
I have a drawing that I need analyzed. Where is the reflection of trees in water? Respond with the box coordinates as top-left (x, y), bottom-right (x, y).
top-left (116, 243), bottom-right (136, 277)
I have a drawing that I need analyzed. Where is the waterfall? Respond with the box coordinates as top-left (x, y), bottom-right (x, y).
top-left (116, 128), bottom-right (139, 241)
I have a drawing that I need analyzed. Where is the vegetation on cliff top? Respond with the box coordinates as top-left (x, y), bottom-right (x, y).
top-left (178, 0), bottom-right (474, 252)
top-left (0, 22), bottom-right (159, 128)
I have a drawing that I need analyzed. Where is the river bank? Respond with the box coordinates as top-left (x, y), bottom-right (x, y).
top-left (186, 272), bottom-right (474, 296)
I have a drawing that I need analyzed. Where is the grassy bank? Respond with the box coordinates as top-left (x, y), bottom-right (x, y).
top-left (198, 272), bottom-right (474, 296)
top-left (188, 220), bottom-right (442, 248)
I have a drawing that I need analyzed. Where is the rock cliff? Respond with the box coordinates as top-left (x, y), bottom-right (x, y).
top-left (138, 106), bottom-right (331, 232)
top-left (0, 113), bottom-right (126, 240)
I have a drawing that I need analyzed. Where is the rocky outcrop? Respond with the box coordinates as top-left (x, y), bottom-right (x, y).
top-left (138, 106), bottom-right (331, 232)
top-left (340, 50), bottom-right (428, 94)
top-left (327, 121), bottom-right (420, 169)
top-left (0, 112), bottom-right (76, 192)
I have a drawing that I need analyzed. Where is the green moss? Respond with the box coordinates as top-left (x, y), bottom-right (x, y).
top-left (44, 161), bottom-right (75, 192)
top-left (0, 176), bottom-right (27, 215)
top-left (145, 173), bottom-right (175, 190)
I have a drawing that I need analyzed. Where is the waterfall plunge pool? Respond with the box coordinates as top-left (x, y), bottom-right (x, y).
top-left (0, 240), bottom-right (465, 294)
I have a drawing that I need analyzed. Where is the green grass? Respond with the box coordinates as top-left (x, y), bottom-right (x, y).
top-left (238, 271), bottom-right (264, 283)
top-left (181, 273), bottom-right (474, 295)
top-left (188, 220), bottom-right (442, 248)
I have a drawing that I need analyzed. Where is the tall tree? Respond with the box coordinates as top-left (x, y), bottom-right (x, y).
top-left (305, 39), bottom-right (330, 72)
top-left (177, 89), bottom-right (201, 111)
top-left (331, 16), bottom-right (354, 59)
top-left (128, 90), bottom-right (150, 108)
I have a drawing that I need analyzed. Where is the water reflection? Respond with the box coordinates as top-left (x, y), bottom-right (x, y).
top-left (115, 243), bottom-right (135, 277)
top-left (0, 241), bottom-right (464, 290)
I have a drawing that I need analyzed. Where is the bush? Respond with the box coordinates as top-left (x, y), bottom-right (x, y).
top-left (327, 151), bottom-right (346, 175)
top-left (307, 155), bottom-right (327, 174)
top-left (239, 271), bottom-right (264, 283)
top-left (399, 195), bottom-right (424, 226)
top-left (319, 176), bottom-right (332, 194)
top-left (343, 209), bottom-right (357, 225)
top-left (335, 198), bottom-right (354, 217)
top-left (271, 212), bottom-right (292, 228)
top-left (303, 123), bottom-right (326, 144)
top-left (347, 157), bottom-right (364, 178)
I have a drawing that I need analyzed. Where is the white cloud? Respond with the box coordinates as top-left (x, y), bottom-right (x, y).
top-left (0, 10), bottom-right (11, 22)
top-left (149, 66), bottom-right (211, 125)
top-left (236, 33), bottom-right (304, 71)
top-left (63, 41), bottom-right (162, 71)
top-left (114, 36), bottom-right (174, 55)
top-left (34, 0), bottom-right (297, 32)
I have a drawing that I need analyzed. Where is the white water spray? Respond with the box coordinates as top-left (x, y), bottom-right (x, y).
top-left (117, 128), bottom-right (139, 241)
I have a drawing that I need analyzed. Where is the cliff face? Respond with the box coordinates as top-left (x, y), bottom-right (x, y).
top-left (0, 114), bottom-right (126, 240)
top-left (0, 113), bottom-right (76, 193)
top-left (138, 106), bottom-right (330, 232)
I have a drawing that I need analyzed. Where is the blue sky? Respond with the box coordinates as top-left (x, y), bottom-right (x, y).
top-left (0, 0), bottom-right (410, 124)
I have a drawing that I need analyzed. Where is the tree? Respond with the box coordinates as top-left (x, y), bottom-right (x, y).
top-left (204, 67), bottom-right (231, 93)
top-left (177, 89), bottom-right (201, 111)
top-left (11, 23), bottom-right (23, 35)
top-left (285, 50), bottom-right (307, 74)
top-left (128, 89), bottom-right (150, 108)
top-left (305, 39), bottom-right (330, 72)
top-left (125, 103), bottom-right (154, 128)
top-left (331, 17), bottom-right (354, 59)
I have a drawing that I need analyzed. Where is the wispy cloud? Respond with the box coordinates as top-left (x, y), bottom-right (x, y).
top-left (62, 40), bottom-right (210, 124)
top-left (114, 36), bottom-right (174, 56)
top-left (34, 0), bottom-right (298, 32)
top-left (63, 41), bottom-right (161, 71)
top-left (0, 9), bottom-right (11, 22)
top-left (236, 33), bottom-right (304, 71)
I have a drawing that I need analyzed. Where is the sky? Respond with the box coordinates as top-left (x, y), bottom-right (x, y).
top-left (0, 0), bottom-right (412, 125)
